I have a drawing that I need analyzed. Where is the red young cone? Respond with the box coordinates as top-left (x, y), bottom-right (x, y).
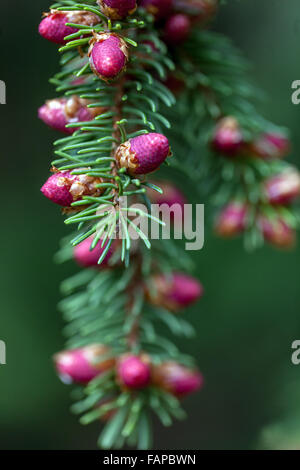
top-left (115, 133), bottom-right (171, 175)
top-left (41, 170), bottom-right (103, 207)
top-left (89, 33), bottom-right (128, 81)
top-left (39, 10), bottom-right (99, 45)
top-left (97, 0), bottom-right (137, 19)
top-left (248, 131), bottom-right (290, 159)
top-left (164, 14), bottom-right (191, 44)
top-left (54, 344), bottom-right (114, 384)
top-left (117, 355), bottom-right (151, 389)
top-left (212, 116), bottom-right (243, 156)
top-left (264, 170), bottom-right (300, 205)
top-left (259, 216), bottom-right (296, 249)
top-left (140, 0), bottom-right (173, 19)
top-left (173, 0), bottom-right (218, 22)
top-left (73, 237), bottom-right (118, 268)
top-left (147, 272), bottom-right (203, 311)
top-left (153, 361), bottom-right (204, 397)
top-left (148, 181), bottom-right (186, 223)
top-left (215, 201), bottom-right (247, 238)
top-left (164, 75), bottom-right (185, 95)
top-left (38, 96), bottom-right (104, 134)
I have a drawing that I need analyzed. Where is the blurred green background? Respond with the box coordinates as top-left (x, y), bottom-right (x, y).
top-left (1, 0), bottom-right (300, 450)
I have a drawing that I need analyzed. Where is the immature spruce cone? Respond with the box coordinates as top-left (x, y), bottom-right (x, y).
top-left (97, 0), bottom-right (137, 19)
top-left (212, 117), bottom-right (243, 156)
top-left (115, 133), bottom-right (170, 175)
top-left (264, 170), bottom-right (300, 205)
top-left (164, 14), bottom-right (191, 44)
top-left (140, 0), bottom-right (173, 19)
top-left (147, 272), bottom-right (203, 311)
top-left (247, 132), bottom-right (290, 160)
top-left (164, 75), bottom-right (185, 95)
top-left (117, 354), bottom-right (151, 389)
top-left (88, 33), bottom-right (128, 81)
top-left (73, 236), bottom-right (118, 268)
top-left (153, 361), bottom-right (204, 397)
top-left (38, 96), bottom-right (104, 134)
top-left (54, 344), bottom-right (114, 384)
top-left (173, 0), bottom-right (218, 23)
top-left (259, 216), bottom-right (296, 249)
top-left (215, 201), bottom-right (247, 238)
top-left (39, 10), bottom-right (99, 45)
top-left (41, 170), bottom-right (103, 207)
top-left (148, 181), bottom-right (186, 223)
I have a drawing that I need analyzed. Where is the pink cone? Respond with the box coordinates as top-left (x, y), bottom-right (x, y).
top-left (142, 40), bottom-right (159, 53)
top-left (153, 361), bottom-right (204, 397)
top-left (212, 117), bottom-right (243, 156)
top-left (148, 272), bottom-right (203, 311)
top-left (89, 33), bottom-right (128, 81)
top-left (38, 97), bottom-right (102, 134)
top-left (115, 133), bottom-right (170, 175)
top-left (215, 201), bottom-right (247, 238)
top-left (39, 10), bottom-right (99, 45)
top-left (73, 236), bottom-right (117, 267)
top-left (54, 344), bottom-right (115, 384)
top-left (164, 14), bottom-right (191, 44)
top-left (41, 170), bottom-right (102, 207)
top-left (249, 132), bottom-right (290, 159)
top-left (97, 0), bottom-right (137, 19)
top-left (173, 0), bottom-right (218, 22)
top-left (164, 75), bottom-right (185, 95)
top-left (259, 216), bottom-right (296, 249)
top-left (264, 170), bottom-right (300, 205)
top-left (117, 355), bottom-right (151, 389)
top-left (148, 181), bottom-right (186, 223)
top-left (140, 0), bottom-right (173, 19)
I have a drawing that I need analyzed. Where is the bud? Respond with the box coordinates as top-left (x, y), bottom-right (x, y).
top-left (147, 272), bottom-right (203, 312)
top-left (212, 117), bottom-right (243, 156)
top-left (115, 133), bottom-right (170, 175)
top-left (173, 0), bottom-right (218, 22)
top-left (264, 170), bottom-right (300, 205)
top-left (148, 181), bottom-right (186, 223)
top-left (88, 33), bottom-right (128, 81)
top-left (164, 14), bottom-right (191, 44)
top-left (41, 170), bottom-right (103, 207)
top-left (38, 97), bottom-right (103, 134)
top-left (140, 0), bottom-right (173, 19)
top-left (73, 236), bottom-right (117, 268)
top-left (164, 75), bottom-right (185, 95)
top-left (142, 40), bottom-right (159, 53)
top-left (71, 77), bottom-right (87, 87)
top-left (215, 201), bottom-right (247, 237)
top-left (117, 354), bottom-right (151, 389)
top-left (248, 132), bottom-right (290, 159)
top-left (54, 344), bottom-right (114, 384)
top-left (259, 216), bottom-right (296, 249)
top-left (39, 10), bottom-right (99, 45)
top-left (153, 361), bottom-right (204, 397)
top-left (97, 0), bottom-right (137, 19)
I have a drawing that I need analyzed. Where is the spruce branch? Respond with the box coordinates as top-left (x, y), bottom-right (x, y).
top-left (39, 0), bottom-right (300, 450)
top-left (39, 0), bottom-right (205, 450)
top-left (163, 27), bottom-right (300, 251)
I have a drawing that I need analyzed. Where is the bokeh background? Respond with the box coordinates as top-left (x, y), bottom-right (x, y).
top-left (1, 0), bottom-right (300, 450)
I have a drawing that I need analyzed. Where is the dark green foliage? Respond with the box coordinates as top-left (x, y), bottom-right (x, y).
top-left (45, 0), bottom-right (198, 449)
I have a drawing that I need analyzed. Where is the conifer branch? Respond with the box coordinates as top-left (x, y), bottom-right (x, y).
top-left (39, 0), bottom-right (300, 450)
top-left (39, 0), bottom-right (205, 450)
